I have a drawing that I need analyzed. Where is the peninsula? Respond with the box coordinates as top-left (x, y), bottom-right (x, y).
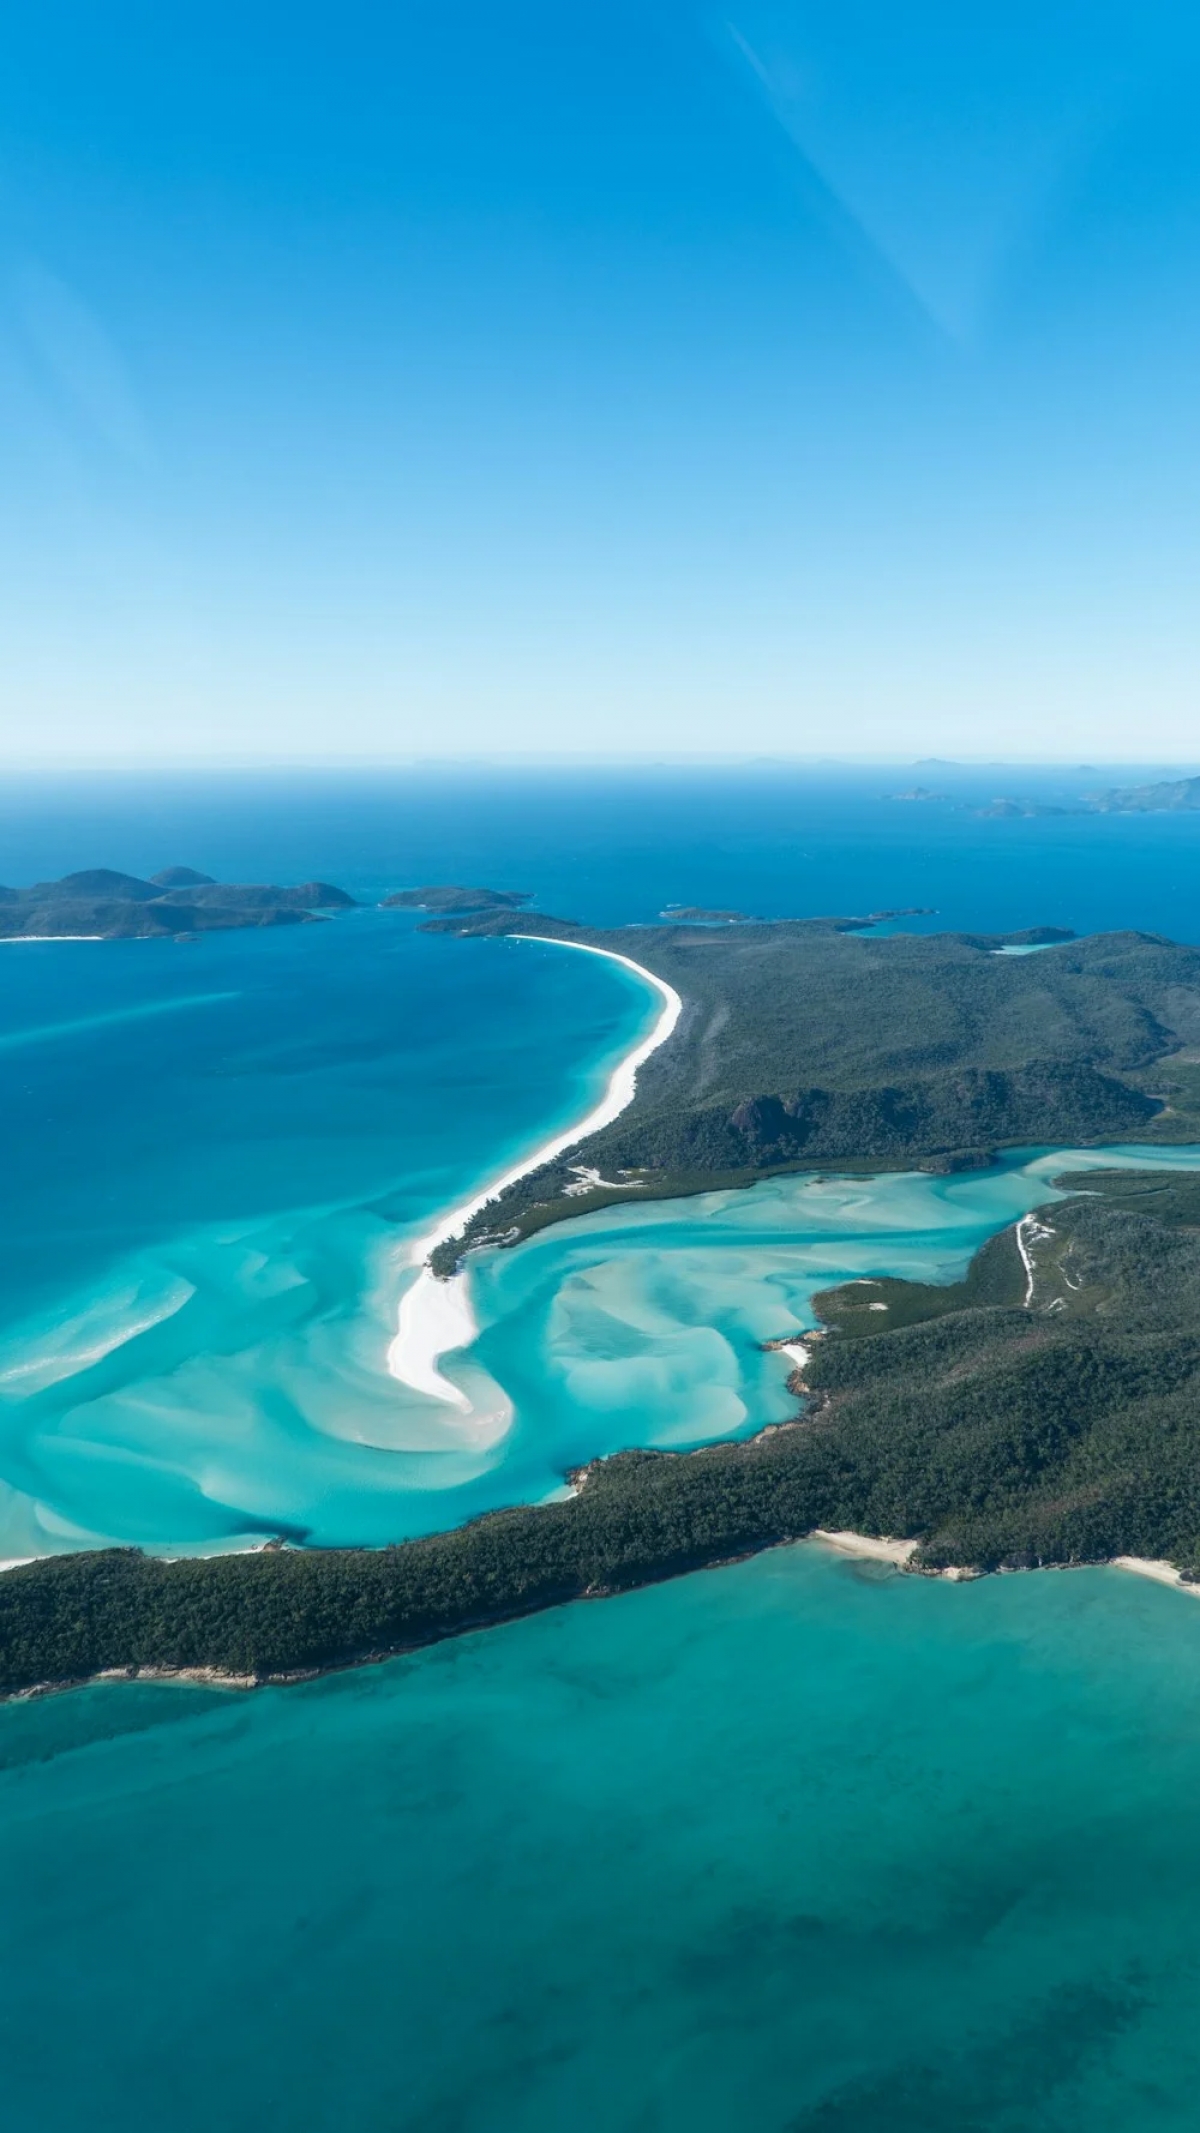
top-left (0, 869), bottom-right (355, 939)
top-left (418, 912), bottom-right (1199, 1268)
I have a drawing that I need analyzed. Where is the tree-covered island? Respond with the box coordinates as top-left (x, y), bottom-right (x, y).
top-left (0, 868), bottom-right (355, 938)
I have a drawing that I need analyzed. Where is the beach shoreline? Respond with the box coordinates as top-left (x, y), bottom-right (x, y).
top-left (812, 1529), bottom-right (919, 1566)
top-left (1113, 1555), bottom-right (1200, 1597)
top-left (386, 935), bottom-right (683, 1407)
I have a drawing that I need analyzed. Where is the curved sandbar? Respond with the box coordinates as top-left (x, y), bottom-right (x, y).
top-left (387, 936), bottom-right (683, 1409)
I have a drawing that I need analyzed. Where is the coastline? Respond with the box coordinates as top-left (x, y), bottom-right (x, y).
top-left (387, 935), bottom-right (682, 1407)
top-left (9, 1534), bottom-right (1200, 1706)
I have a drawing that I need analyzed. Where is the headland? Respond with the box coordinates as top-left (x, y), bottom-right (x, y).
top-left (419, 910), bottom-right (1199, 1270)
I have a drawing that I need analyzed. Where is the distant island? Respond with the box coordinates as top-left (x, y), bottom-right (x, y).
top-left (0, 868), bottom-right (355, 939)
top-left (967, 777), bottom-right (1200, 819)
top-left (381, 885), bottom-right (531, 913)
top-left (883, 775), bottom-right (1200, 819)
top-left (1087, 776), bottom-right (1200, 813)
top-left (660, 906), bottom-right (751, 923)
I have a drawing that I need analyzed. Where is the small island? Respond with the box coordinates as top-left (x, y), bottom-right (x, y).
top-left (381, 885), bottom-right (531, 914)
top-left (0, 868), bottom-right (355, 939)
top-left (660, 906), bottom-right (752, 923)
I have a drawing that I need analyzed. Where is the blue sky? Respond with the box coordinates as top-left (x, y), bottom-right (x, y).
top-left (4, 0), bottom-right (1200, 762)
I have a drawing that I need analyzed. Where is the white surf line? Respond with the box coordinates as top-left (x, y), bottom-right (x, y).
top-left (387, 936), bottom-right (683, 1409)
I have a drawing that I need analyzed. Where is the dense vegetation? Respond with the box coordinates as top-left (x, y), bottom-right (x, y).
top-left (811, 1224), bottom-right (1026, 1336)
top-left (0, 867), bottom-right (354, 938)
top-left (7, 1180), bottom-right (1200, 1695)
top-left (424, 916), bottom-right (1200, 1262)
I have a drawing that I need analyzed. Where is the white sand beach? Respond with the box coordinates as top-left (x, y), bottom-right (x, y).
top-left (387, 936), bottom-right (682, 1407)
top-left (809, 1538), bottom-right (1200, 1595)
top-left (1113, 1556), bottom-right (1200, 1597)
top-left (777, 1340), bottom-right (810, 1373)
top-left (812, 1530), bottom-right (920, 1565)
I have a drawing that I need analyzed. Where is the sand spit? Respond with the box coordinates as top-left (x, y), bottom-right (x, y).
top-left (387, 936), bottom-right (682, 1410)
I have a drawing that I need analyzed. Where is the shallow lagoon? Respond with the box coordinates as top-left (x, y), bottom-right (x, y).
top-left (2, 1084), bottom-right (1189, 1555)
top-left (6, 1545), bottom-right (1200, 2131)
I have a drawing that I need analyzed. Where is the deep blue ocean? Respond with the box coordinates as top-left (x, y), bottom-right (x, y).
top-left (6, 763), bottom-right (1200, 2129)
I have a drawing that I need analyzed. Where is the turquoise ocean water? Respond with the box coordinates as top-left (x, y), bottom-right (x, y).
top-left (8, 1551), bottom-right (1200, 2130)
top-left (6, 764), bottom-right (1200, 2126)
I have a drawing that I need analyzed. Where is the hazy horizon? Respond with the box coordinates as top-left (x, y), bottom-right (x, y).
top-left (3, 753), bottom-right (1200, 774)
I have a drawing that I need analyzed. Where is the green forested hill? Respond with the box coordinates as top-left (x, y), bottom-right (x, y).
top-left (425, 917), bottom-right (1200, 1263)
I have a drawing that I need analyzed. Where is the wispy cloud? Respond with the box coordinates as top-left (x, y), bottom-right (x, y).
top-left (722, 20), bottom-right (955, 335)
top-left (12, 263), bottom-right (153, 464)
top-left (721, 14), bottom-right (1103, 342)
